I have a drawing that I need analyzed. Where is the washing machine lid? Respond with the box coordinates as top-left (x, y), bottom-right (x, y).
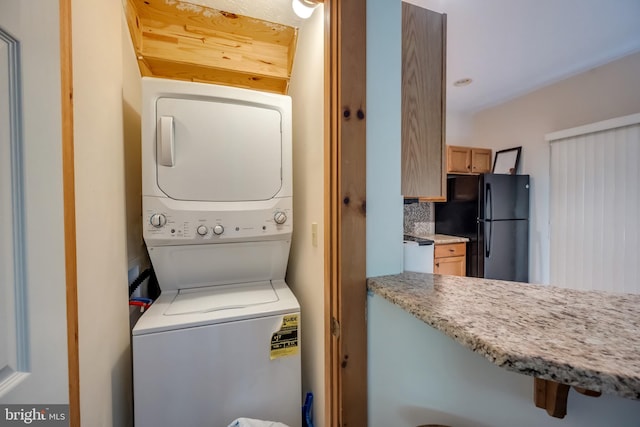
top-left (164, 281), bottom-right (278, 315)
top-left (155, 96), bottom-right (283, 202)
top-left (147, 240), bottom-right (290, 293)
top-left (132, 280), bottom-right (300, 335)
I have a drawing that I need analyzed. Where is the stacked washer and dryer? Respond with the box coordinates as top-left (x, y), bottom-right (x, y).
top-left (132, 77), bottom-right (301, 427)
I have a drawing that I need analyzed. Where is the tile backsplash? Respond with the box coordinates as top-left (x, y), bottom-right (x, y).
top-left (404, 201), bottom-right (434, 235)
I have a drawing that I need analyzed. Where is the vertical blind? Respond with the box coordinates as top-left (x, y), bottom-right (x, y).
top-left (548, 114), bottom-right (640, 294)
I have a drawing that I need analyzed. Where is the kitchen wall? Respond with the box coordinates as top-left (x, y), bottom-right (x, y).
top-left (286, 7), bottom-right (326, 426)
top-left (449, 51), bottom-right (640, 284)
top-left (367, 0), bottom-right (404, 277)
top-left (73, 0), bottom-right (133, 425)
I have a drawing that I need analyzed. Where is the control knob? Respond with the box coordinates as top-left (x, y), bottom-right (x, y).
top-left (150, 213), bottom-right (167, 228)
top-left (213, 224), bottom-right (224, 235)
top-left (274, 211), bottom-right (287, 225)
top-left (196, 225), bottom-right (208, 236)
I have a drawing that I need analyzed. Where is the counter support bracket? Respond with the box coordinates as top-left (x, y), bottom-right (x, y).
top-left (534, 378), bottom-right (570, 418)
top-left (534, 378), bottom-right (602, 418)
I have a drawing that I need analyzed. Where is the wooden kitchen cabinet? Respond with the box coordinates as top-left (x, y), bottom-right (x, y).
top-left (447, 145), bottom-right (492, 174)
top-left (401, 4), bottom-right (447, 201)
top-left (434, 242), bottom-right (466, 276)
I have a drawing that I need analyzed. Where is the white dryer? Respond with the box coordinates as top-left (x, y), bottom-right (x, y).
top-left (133, 77), bottom-right (301, 427)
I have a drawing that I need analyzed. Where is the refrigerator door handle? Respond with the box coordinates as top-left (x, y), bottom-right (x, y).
top-left (485, 221), bottom-right (492, 258)
top-left (486, 182), bottom-right (493, 221)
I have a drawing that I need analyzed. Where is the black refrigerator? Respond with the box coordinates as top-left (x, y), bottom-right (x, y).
top-left (435, 174), bottom-right (529, 282)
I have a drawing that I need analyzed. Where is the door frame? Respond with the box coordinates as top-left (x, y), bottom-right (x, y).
top-left (60, 0), bottom-right (369, 425)
top-left (59, 0), bottom-right (80, 425)
top-left (324, 0), bottom-right (367, 425)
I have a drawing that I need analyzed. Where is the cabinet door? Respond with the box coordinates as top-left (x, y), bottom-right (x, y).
top-left (401, 4), bottom-right (446, 200)
top-left (447, 146), bottom-right (471, 173)
top-left (434, 242), bottom-right (466, 276)
top-left (434, 256), bottom-right (466, 276)
top-left (471, 148), bottom-right (492, 173)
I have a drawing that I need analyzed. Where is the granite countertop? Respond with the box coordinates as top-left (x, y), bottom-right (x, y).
top-left (367, 272), bottom-right (640, 400)
top-left (406, 233), bottom-right (469, 244)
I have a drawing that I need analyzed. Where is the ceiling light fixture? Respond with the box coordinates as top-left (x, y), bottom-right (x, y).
top-left (453, 78), bottom-right (473, 87)
top-left (292, 0), bottom-right (321, 19)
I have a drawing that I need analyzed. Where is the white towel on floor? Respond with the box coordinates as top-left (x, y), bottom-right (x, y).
top-left (226, 418), bottom-right (290, 427)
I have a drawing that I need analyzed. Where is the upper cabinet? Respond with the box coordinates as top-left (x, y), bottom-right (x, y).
top-left (447, 145), bottom-right (492, 174)
top-left (401, 4), bottom-right (447, 201)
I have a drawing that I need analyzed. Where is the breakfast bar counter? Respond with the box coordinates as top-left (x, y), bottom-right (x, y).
top-left (367, 272), bottom-right (640, 404)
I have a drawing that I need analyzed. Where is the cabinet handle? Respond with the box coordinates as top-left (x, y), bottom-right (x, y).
top-left (449, 248), bottom-right (454, 252)
top-left (435, 262), bottom-right (440, 267)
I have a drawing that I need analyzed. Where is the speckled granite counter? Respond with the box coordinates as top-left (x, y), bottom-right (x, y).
top-left (406, 233), bottom-right (469, 244)
top-left (367, 272), bottom-right (640, 400)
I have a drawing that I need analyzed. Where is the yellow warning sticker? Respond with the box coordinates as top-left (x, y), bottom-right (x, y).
top-left (270, 314), bottom-right (299, 360)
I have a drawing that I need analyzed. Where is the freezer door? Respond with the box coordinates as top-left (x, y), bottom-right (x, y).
top-left (479, 174), bottom-right (530, 220)
top-left (477, 219), bottom-right (529, 282)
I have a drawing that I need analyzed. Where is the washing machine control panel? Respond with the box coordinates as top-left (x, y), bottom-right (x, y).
top-left (143, 196), bottom-right (292, 245)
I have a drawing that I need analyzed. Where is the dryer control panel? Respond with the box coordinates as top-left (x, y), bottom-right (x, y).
top-left (143, 195), bottom-right (292, 246)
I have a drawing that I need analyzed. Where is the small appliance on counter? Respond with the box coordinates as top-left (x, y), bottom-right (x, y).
top-left (435, 174), bottom-right (529, 282)
top-left (403, 235), bottom-right (435, 274)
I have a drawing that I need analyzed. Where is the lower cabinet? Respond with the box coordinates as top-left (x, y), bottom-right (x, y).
top-left (434, 242), bottom-right (466, 276)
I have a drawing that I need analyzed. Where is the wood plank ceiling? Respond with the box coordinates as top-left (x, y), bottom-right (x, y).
top-left (124, 0), bottom-right (298, 93)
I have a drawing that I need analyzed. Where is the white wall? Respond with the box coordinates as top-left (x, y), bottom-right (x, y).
top-left (73, 0), bottom-right (133, 425)
top-left (287, 7), bottom-right (326, 426)
top-left (366, 0), bottom-right (404, 422)
top-left (366, 0), bottom-right (404, 278)
top-left (122, 13), bottom-right (145, 274)
top-left (452, 51), bottom-right (640, 284)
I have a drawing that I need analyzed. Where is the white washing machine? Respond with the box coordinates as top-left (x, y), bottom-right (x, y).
top-left (133, 77), bottom-right (301, 427)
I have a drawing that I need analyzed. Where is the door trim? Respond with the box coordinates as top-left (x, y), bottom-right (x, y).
top-left (59, 0), bottom-right (80, 425)
top-left (325, 0), bottom-right (367, 424)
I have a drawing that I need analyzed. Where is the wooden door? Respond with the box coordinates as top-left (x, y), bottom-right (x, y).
top-left (0, 0), bottom-right (71, 406)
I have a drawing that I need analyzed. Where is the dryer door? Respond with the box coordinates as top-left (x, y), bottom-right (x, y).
top-left (155, 96), bottom-right (283, 202)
